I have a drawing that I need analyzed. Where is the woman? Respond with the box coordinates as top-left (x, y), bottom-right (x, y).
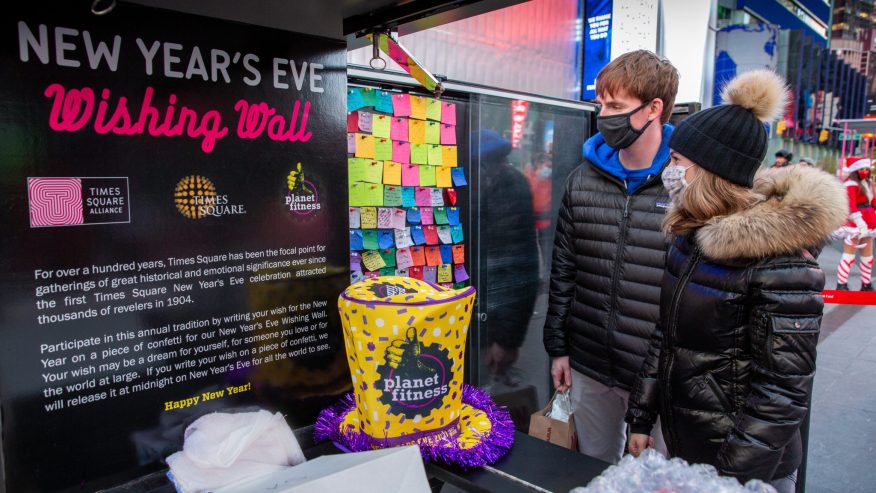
top-left (835, 156), bottom-right (875, 291)
top-left (624, 70), bottom-right (848, 492)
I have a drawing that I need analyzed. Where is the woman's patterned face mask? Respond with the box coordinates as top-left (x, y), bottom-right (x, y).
top-left (661, 163), bottom-right (693, 201)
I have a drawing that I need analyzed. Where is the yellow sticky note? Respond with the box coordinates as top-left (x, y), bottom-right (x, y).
top-left (441, 145), bottom-right (458, 167)
top-left (409, 119), bottom-right (426, 144)
top-left (383, 161), bottom-right (402, 185)
top-left (419, 165), bottom-right (436, 187)
top-left (360, 207), bottom-right (377, 229)
top-left (428, 144), bottom-right (443, 166)
top-left (372, 113), bottom-right (391, 139)
top-left (410, 96), bottom-right (426, 120)
top-left (349, 182), bottom-right (367, 207)
top-left (363, 160), bottom-right (384, 183)
top-left (426, 98), bottom-right (442, 121)
top-left (362, 250), bottom-right (386, 271)
top-left (437, 263), bottom-right (452, 283)
top-left (436, 166), bottom-right (452, 188)
top-left (425, 121), bottom-right (440, 144)
top-left (355, 133), bottom-right (375, 158)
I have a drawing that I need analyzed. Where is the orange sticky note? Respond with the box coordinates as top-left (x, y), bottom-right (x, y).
top-left (355, 133), bottom-right (375, 158)
top-left (436, 166), bottom-right (452, 188)
top-left (383, 161), bottom-right (402, 185)
top-left (410, 95), bottom-right (427, 120)
top-left (409, 119), bottom-right (426, 144)
top-left (425, 246), bottom-right (443, 266)
top-left (441, 145), bottom-right (458, 167)
top-left (452, 244), bottom-right (465, 264)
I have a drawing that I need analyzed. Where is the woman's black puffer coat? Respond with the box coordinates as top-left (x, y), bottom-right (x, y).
top-left (625, 165), bottom-right (848, 483)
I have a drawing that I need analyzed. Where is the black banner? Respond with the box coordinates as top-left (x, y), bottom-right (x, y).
top-left (0, 2), bottom-right (349, 491)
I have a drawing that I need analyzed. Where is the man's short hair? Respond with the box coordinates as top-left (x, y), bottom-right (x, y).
top-left (595, 50), bottom-right (680, 123)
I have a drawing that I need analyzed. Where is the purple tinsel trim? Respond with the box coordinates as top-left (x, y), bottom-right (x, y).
top-left (314, 384), bottom-right (515, 468)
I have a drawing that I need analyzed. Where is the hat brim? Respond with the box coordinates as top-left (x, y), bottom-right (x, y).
top-left (314, 385), bottom-right (515, 468)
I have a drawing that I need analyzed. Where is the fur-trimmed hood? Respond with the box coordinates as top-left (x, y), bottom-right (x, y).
top-left (696, 165), bottom-right (849, 260)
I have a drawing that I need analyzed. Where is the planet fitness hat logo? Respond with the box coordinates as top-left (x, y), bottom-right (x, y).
top-left (376, 327), bottom-right (452, 418)
top-left (285, 162), bottom-right (321, 215)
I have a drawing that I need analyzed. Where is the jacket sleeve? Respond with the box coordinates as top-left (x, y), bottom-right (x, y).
top-left (625, 322), bottom-right (664, 434)
top-left (715, 259), bottom-right (824, 482)
top-left (543, 174), bottom-right (577, 357)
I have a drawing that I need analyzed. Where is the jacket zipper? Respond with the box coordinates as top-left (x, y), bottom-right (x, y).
top-left (661, 245), bottom-right (701, 452)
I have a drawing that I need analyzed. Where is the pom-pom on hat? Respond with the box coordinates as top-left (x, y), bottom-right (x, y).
top-left (668, 70), bottom-right (788, 188)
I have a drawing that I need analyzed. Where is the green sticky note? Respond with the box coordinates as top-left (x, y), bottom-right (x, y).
top-left (434, 207), bottom-right (449, 225)
top-left (380, 248), bottom-right (397, 267)
top-left (362, 230), bottom-right (379, 250)
top-left (363, 160), bottom-right (384, 183)
top-left (348, 158), bottom-right (368, 183)
top-left (426, 98), bottom-right (442, 121)
top-left (419, 165), bottom-right (436, 187)
top-left (379, 267), bottom-right (397, 276)
top-left (425, 121), bottom-right (441, 144)
top-left (411, 143), bottom-right (428, 164)
top-left (384, 185), bottom-right (403, 206)
top-left (349, 182), bottom-right (367, 207)
top-left (364, 183), bottom-right (384, 206)
top-left (372, 114), bottom-right (391, 139)
top-left (375, 138), bottom-right (393, 161)
top-left (361, 87), bottom-right (379, 107)
top-left (427, 144), bottom-right (443, 166)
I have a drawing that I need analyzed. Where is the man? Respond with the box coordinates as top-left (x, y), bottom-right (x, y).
top-left (543, 50), bottom-right (678, 464)
top-left (773, 149), bottom-right (793, 167)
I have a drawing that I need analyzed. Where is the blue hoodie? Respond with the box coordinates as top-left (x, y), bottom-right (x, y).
top-left (583, 124), bottom-right (674, 193)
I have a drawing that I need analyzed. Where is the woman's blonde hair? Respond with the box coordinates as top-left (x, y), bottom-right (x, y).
top-left (663, 171), bottom-right (764, 236)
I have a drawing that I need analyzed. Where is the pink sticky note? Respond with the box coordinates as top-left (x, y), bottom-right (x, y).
top-left (391, 117), bottom-right (409, 141)
top-left (440, 124), bottom-right (457, 145)
top-left (441, 102), bottom-right (457, 125)
top-left (396, 248), bottom-right (414, 270)
top-left (393, 141), bottom-right (411, 164)
top-left (415, 187), bottom-right (432, 206)
top-left (348, 112), bottom-right (359, 132)
top-left (392, 93), bottom-right (411, 117)
top-left (392, 208), bottom-right (407, 229)
top-left (420, 207), bottom-right (434, 225)
top-left (347, 133), bottom-right (356, 154)
top-left (357, 110), bottom-right (373, 133)
top-left (401, 164), bottom-right (420, 187)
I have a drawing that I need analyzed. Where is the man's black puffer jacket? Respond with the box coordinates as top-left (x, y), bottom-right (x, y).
top-left (625, 166), bottom-right (848, 483)
top-left (543, 159), bottom-right (670, 391)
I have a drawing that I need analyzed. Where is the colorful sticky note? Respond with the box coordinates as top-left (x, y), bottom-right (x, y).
top-left (347, 88), bottom-right (366, 112)
top-left (365, 183), bottom-right (384, 206)
top-left (447, 207), bottom-right (460, 226)
top-left (372, 113), bottom-right (391, 138)
top-left (396, 248), bottom-right (414, 270)
top-left (348, 158), bottom-right (367, 182)
top-left (355, 134), bottom-right (375, 158)
top-left (434, 207), bottom-right (449, 225)
top-left (420, 207), bottom-right (434, 225)
top-left (378, 230), bottom-right (395, 249)
top-left (347, 133), bottom-right (356, 154)
top-left (452, 244), bottom-right (465, 264)
top-left (451, 168), bottom-right (467, 186)
top-left (437, 225), bottom-right (452, 244)
top-left (401, 164), bottom-right (420, 187)
top-left (415, 187), bottom-right (432, 206)
top-left (375, 138), bottom-right (393, 161)
top-left (364, 270), bottom-right (379, 279)
top-left (425, 121), bottom-right (441, 144)
top-left (393, 141), bottom-right (411, 164)
top-left (444, 188), bottom-right (457, 206)
top-left (411, 143), bottom-right (428, 164)
top-left (441, 146), bottom-right (458, 167)
top-left (406, 207), bottom-right (421, 224)
top-left (419, 165), bottom-right (436, 187)
top-left (350, 252), bottom-right (362, 271)
top-left (391, 117), bottom-right (409, 141)
top-left (427, 144), bottom-right (443, 166)
top-left (410, 246), bottom-right (426, 266)
top-left (436, 167), bottom-right (452, 188)
top-left (362, 230), bottom-right (379, 250)
top-left (379, 248), bottom-right (396, 267)
top-left (349, 182), bottom-right (367, 207)
top-left (351, 270), bottom-right (363, 283)
top-left (360, 207), bottom-right (377, 229)
top-left (392, 93), bottom-right (411, 117)
top-left (439, 245), bottom-right (453, 264)
top-left (425, 246), bottom-right (443, 266)
top-left (375, 90), bottom-right (393, 113)
top-left (430, 188), bottom-right (445, 206)
top-left (358, 111), bottom-right (374, 133)
top-left (377, 207), bottom-right (394, 229)
top-left (424, 225), bottom-right (439, 245)
top-left (411, 225), bottom-right (426, 245)
top-left (408, 266), bottom-right (423, 280)
top-left (361, 87), bottom-right (378, 107)
top-left (409, 119), bottom-right (426, 144)
top-left (410, 95), bottom-right (426, 120)
top-left (362, 250), bottom-right (385, 271)
top-left (437, 264), bottom-right (452, 283)
top-left (383, 186), bottom-right (402, 207)
top-left (348, 112), bottom-right (359, 132)
top-left (363, 160), bottom-right (383, 184)
top-left (349, 207), bottom-right (361, 228)
top-left (451, 224), bottom-right (464, 243)
top-left (383, 161), bottom-right (402, 185)
top-left (392, 208), bottom-right (407, 229)
top-left (349, 229), bottom-right (363, 250)
top-left (453, 264), bottom-right (469, 283)
top-left (426, 98), bottom-right (442, 121)
top-left (440, 124), bottom-right (456, 145)
top-left (396, 268), bottom-right (410, 277)
top-left (395, 227), bottom-right (413, 248)
top-left (380, 267), bottom-right (397, 277)
top-left (441, 102), bottom-right (456, 125)
top-left (402, 187), bottom-right (416, 207)
top-left (423, 266), bottom-right (437, 284)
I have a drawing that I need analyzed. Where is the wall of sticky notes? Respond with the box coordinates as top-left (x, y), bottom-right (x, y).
top-left (347, 87), bottom-right (469, 288)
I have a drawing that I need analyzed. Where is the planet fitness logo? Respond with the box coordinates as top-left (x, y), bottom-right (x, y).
top-left (285, 162), bottom-right (321, 215)
top-left (376, 327), bottom-right (451, 418)
top-left (368, 281), bottom-right (418, 298)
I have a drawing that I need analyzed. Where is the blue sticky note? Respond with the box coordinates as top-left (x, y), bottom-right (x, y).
top-left (440, 245), bottom-right (453, 264)
top-left (411, 225), bottom-right (426, 245)
top-left (401, 186), bottom-right (416, 207)
top-left (350, 229), bottom-right (363, 250)
top-left (451, 168), bottom-right (467, 186)
top-left (447, 207), bottom-right (460, 226)
top-left (407, 207), bottom-right (421, 224)
top-left (347, 88), bottom-right (366, 112)
top-left (378, 230), bottom-right (395, 249)
top-left (375, 90), bottom-right (393, 113)
top-left (450, 224), bottom-right (464, 243)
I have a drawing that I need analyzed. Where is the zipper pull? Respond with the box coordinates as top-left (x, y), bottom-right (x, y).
top-left (623, 198), bottom-right (632, 219)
